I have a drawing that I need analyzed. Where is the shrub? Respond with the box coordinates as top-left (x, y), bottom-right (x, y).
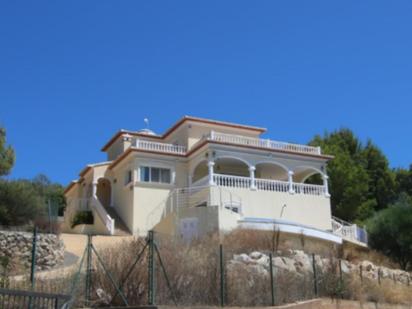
top-left (71, 211), bottom-right (94, 228)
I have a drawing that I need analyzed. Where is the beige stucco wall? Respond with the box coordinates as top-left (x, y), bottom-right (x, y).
top-left (133, 184), bottom-right (173, 235)
top-left (155, 206), bottom-right (220, 238)
top-left (111, 160), bottom-right (135, 233)
top-left (209, 186), bottom-right (332, 231)
top-left (107, 137), bottom-right (132, 161)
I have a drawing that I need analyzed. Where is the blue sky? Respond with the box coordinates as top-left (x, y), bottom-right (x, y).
top-left (1, 1), bottom-right (411, 185)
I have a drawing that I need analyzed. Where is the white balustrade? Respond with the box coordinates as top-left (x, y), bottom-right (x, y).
top-left (214, 174), bottom-right (251, 189)
top-left (212, 173), bottom-right (325, 196)
top-left (135, 139), bottom-right (187, 155)
top-left (255, 178), bottom-right (290, 192)
top-left (208, 132), bottom-right (321, 155)
top-left (292, 183), bottom-right (326, 196)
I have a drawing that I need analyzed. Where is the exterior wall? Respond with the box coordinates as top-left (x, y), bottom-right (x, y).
top-left (155, 206), bottom-right (220, 238)
top-left (164, 126), bottom-right (189, 149)
top-left (134, 185), bottom-right (173, 235)
top-left (210, 186), bottom-right (332, 231)
top-left (107, 137), bottom-right (132, 161)
top-left (111, 160), bottom-right (135, 233)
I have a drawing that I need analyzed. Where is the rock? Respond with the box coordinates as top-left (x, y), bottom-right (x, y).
top-left (293, 252), bottom-right (312, 273)
top-left (271, 256), bottom-right (296, 273)
top-left (233, 253), bottom-right (253, 264)
top-left (340, 260), bottom-right (351, 274)
top-left (255, 254), bottom-right (269, 266)
top-left (249, 251), bottom-right (263, 260)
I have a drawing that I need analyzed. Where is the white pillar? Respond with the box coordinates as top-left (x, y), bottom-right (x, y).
top-left (249, 166), bottom-right (256, 190)
top-left (92, 181), bottom-right (98, 197)
top-left (210, 130), bottom-right (215, 140)
top-left (288, 171), bottom-right (295, 194)
top-left (208, 161), bottom-right (215, 185)
top-left (323, 174), bottom-right (331, 197)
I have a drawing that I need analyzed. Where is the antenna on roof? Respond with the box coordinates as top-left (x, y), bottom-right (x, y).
top-left (144, 118), bottom-right (150, 129)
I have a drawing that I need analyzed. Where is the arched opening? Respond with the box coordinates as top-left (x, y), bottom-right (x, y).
top-left (255, 162), bottom-right (288, 181)
top-left (96, 178), bottom-right (111, 208)
top-left (293, 167), bottom-right (324, 185)
top-left (214, 157), bottom-right (249, 177)
top-left (192, 160), bottom-right (208, 184)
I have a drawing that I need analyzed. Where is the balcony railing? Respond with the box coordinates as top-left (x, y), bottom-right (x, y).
top-left (207, 131), bottom-right (321, 155)
top-left (332, 216), bottom-right (368, 245)
top-left (134, 131), bottom-right (321, 157)
top-left (212, 173), bottom-right (326, 196)
top-left (135, 139), bottom-right (187, 155)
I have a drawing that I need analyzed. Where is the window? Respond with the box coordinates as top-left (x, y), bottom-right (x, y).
top-left (140, 166), bottom-right (172, 184)
top-left (140, 166), bottom-right (150, 182)
top-left (125, 170), bottom-right (133, 185)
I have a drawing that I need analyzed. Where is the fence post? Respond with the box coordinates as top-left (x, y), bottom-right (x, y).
top-left (148, 230), bottom-right (156, 306)
top-left (30, 226), bottom-right (38, 289)
top-left (312, 253), bottom-right (318, 297)
top-left (269, 252), bottom-right (275, 306)
top-left (219, 244), bottom-right (225, 307)
top-left (359, 264), bottom-right (363, 283)
top-left (85, 235), bottom-right (92, 306)
top-left (47, 199), bottom-right (52, 233)
top-left (377, 268), bottom-right (381, 285)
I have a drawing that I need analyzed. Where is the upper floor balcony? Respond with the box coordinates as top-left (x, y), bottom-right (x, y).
top-left (135, 139), bottom-right (187, 155)
top-left (134, 131), bottom-right (322, 157)
top-left (206, 131), bottom-right (322, 155)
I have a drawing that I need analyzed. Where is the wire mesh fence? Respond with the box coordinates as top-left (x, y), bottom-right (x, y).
top-left (2, 230), bottom-right (412, 308)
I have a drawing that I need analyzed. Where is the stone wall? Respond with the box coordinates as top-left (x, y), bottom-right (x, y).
top-left (230, 250), bottom-right (412, 285)
top-left (0, 231), bottom-right (65, 271)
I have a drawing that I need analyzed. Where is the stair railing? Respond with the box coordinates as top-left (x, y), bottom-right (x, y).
top-left (91, 195), bottom-right (115, 235)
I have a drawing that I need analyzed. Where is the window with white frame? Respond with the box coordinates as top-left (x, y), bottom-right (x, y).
top-left (140, 166), bottom-right (172, 184)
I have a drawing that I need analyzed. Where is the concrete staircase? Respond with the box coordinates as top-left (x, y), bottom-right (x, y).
top-left (104, 207), bottom-right (131, 236)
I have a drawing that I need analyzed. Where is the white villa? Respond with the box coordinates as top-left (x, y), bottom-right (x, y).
top-left (63, 116), bottom-right (367, 246)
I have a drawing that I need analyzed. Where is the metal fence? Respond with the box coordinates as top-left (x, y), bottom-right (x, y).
top-left (0, 288), bottom-right (70, 309)
top-left (3, 230), bottom-right (412, 308)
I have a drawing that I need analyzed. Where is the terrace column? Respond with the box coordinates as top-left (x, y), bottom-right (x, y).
top-left (208, 161), bottom-right (215, 185)
top-left (249, 166), bottom-right (256, 190)
top-left (92, 181), bottom-right (98, 197)
top-left (288, 171), bottom-right (295, 194)
top-left (323, 174), bottom-right (331, 197)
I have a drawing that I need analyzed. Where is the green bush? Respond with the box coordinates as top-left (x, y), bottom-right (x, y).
top-left (71, 211), bottom-right (94, 228)
top-left (367, 193), bottom-right (412, 270)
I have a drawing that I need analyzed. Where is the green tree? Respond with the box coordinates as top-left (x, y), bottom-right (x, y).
top-left (0, 179), bottom-right (45, 226)
top-left (32, 174), bottom-right (66, 215)
top-left (309, 129), bottom-right (396, 222)
top-left (0, 127), bottom-right (15, 176)
top-left (395, 165), bottom-right (412, 197)
top-left (362, 140), bottom-right (396, 210)
top-left (367, 194), bottom-right (412, 270)
top-left (309, 129), bottom-right (369, 221)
